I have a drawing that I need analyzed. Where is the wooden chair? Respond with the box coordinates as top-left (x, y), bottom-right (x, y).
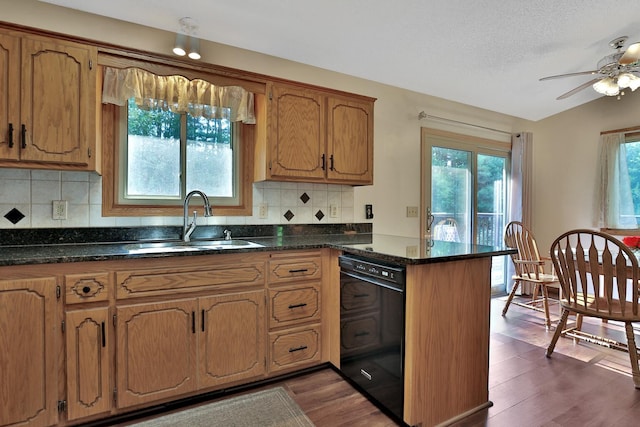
top-left (546, 229), bottom-right (640, 388)
top-left (502, 221), bottom-right (560, 329)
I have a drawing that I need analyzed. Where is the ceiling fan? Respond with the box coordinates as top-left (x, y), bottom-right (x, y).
top-left (540, 36), bottom-right (640, 100)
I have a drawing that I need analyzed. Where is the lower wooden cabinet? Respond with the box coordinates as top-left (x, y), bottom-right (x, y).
top-left (65, 307), bottom-right (111, 421)
top-left (266, 250), bottom-right (323, 375)
top-left (116, 291), bottom-right (266, 409)
top-left (0, 277), bottom-right (58, 427)
top-left (0, 250), bottom-right (323, 426)
top-left (198, 291), bottom-right (265, 388)
top-left (116, 299), bottom-right (198, 408)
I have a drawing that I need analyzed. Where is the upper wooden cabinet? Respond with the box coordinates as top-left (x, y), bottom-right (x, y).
top-left (256, 82), bottom-right (374, 185)
top-left (0, 30), bottom-right (98, 171)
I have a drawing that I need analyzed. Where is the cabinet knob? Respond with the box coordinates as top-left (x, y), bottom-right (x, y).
top-left (82, 286), bottom-right (91, 294)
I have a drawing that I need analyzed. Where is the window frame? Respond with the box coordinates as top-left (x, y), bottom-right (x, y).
top-left (601, 128), bottom-right (640, 236)
top-left (101, 101), bottom-right (254, 217)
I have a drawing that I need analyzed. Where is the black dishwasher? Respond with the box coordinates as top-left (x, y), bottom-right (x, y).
top-left (338, 254), bottom-right (405, 422)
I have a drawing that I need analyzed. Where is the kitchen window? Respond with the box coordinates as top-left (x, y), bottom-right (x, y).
top-left (120, 99), bottom-right (239, 205)
top-left (101, 66), bottom-right (256, 217)
top-left (598, 128), bottom-right (640, 232)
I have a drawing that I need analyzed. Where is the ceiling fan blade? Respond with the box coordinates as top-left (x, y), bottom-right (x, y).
top-left (540, 70), bottom-right (599, 81)
top-left (556, 78), bottom-right (602, 100)
top-left (619, 42), bottom-right (640, 65)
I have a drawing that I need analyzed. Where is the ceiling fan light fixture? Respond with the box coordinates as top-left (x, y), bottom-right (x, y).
top-left (593, 77), bottom-right (620, 96)
top-left (618, 72), bottom-right (640, 91)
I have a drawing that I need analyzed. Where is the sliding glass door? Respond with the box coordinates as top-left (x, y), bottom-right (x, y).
top-left (422, 128), bottom-right (510, 294)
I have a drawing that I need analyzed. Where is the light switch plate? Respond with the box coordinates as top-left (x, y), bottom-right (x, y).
top-left (406, 206), bottom-right (419, 217)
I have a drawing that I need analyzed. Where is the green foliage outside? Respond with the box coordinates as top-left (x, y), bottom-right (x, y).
top-left (126, 100), bottom-right (234, 198)
top-left (626, 142), bottom-right (640, 218)
top-left (431, 147), bottom-right (506, 215)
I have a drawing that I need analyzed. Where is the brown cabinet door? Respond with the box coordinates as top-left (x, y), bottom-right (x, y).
top-left (20, 35), bottom-right (96, 165)
top-left (0, 33), bottom-right (20, 161)
top-left (66, 307), bottom-right (111, 421)
top-left (116, 299), bottom-right (198, 408)
top-left (269, 84), bottom-right (326, 180)
top-left (326, 96), bottom-right (373, 184)
top-left (0, 277), bottom-right (58, 427)
top-left (198, 290), bottom-right (265, 388)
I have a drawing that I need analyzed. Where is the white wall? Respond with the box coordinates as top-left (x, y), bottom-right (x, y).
top-left (532, 93), bottom-right (640, 253)
top-left (2, 0), bottom-right (532, 236)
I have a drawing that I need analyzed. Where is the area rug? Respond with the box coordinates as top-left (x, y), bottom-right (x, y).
top-left (129, 387), bottom-right (315, 427)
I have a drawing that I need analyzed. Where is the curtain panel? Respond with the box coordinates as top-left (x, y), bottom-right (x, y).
top-left (507, 132), bottom-right (533, 294)
top-left (101, 67), bottom-right (256, 124)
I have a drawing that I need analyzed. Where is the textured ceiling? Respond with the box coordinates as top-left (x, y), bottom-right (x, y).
top-left (40, 0), bottom-right (640, 121)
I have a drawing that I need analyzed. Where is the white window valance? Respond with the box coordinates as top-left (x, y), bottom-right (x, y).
top-left (101, 66), bottom-right (255, 124)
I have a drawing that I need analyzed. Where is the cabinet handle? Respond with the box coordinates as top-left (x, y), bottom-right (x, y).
top-left (288, 303), bottom-right (308, 309)
top-left (321, 154), bottom-right (326, 170)
top-left (101, 322), bottom-right (106, 348)
top-left (288, 345), bottom-right (308, 353)
top-left (21, 124), bottom-right (26, 149)
top-left (192, 311), bottom-right (196, 334)
top-left (8, 123), bottom-right (13, 148)
top-left (201, 309), bottom-right (205, 332)
top-left (288, 268), bottom-right (308, 274)
top-left (355, 331), bottom-right (370, 337)
top-left (329, 154), bottom-right (334, 171)
top-left (354, 293), bottom-right (369, 298)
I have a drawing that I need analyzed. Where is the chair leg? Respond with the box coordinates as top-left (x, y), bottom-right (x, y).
top-left (573, 314), bottom-right (583, 343)
top-left (541, 285), bottom-right (551, 330)
top-left (502, 281), bottom-right (522, 317)
top-left (531, 284), bottom-right (540, 305)
top-left (546, 308), bottom-right (570, 357)
top-left (624, 322), bottom-right (640, 389)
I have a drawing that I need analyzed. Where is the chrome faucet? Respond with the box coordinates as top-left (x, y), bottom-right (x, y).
top-left (182, 190), bottom-right (213, 242)
top-left (223, 229), bottom-right (232, 240)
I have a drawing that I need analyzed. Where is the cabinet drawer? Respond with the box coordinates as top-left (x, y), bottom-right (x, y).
top-left (268, 252), bottom-right (322, 284)
top-left (340, 314), bottom-right (380, 353)
top-left (116, 262), bottom-right (264, 299)
top-left (269, 325), bottom-right (321, 373)
top-left (65, 272), bottom-right (110, 304)
top-left (340, 280), bottom-right (380, 313)
top-left (269, 284), bottom-right (320, 329)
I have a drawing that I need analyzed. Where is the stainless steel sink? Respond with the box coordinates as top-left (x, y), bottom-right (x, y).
top-left (126, 239), bottom-right (264, 254)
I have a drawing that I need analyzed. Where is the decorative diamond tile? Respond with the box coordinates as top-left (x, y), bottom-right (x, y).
top-left (4, 208), bottom-right (25, 224)
top-left (315, 210), bottom-right (325, 221)
top-left (300, 192), bottom-right (310, 204)
top-left (283, 210), bottom-right (295, 222)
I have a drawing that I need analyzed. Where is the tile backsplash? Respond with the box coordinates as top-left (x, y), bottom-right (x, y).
top-left (0, 168), bottom-right (355, 229)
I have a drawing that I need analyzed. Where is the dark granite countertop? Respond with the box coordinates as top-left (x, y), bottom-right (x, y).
top-left (0, 224), bottom-right (513, 267)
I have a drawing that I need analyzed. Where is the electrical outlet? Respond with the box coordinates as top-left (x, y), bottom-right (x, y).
top-left (406, 206), bottom-right (419, 217)
top-left (258, 203), bottom-right (268, 219)
top-left (329, 204), bottom-right (339, 218)
top-left (52, 200), bottom-right (67, 220)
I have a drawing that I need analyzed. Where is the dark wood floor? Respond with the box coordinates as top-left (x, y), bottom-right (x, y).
top-left (119, 295), bottom-right (640, 426)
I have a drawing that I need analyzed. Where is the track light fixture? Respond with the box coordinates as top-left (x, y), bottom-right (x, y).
top-left (173, 17), bottom-right (201, 60)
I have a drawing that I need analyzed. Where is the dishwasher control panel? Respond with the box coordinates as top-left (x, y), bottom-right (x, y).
top-left (339, 255), bottom-right (405, 286)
